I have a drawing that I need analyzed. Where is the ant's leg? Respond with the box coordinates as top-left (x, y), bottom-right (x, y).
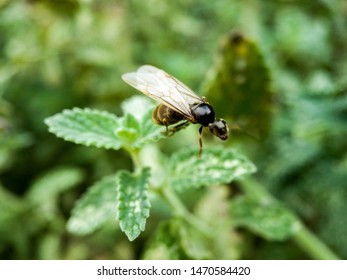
top-left (165, 121), bottom-right (190, 136)
top-left (159, 118), bottom-right (170, 136)
top-left (170, 121), bottom-right (190, 133)
top-left (198, 126), bottom-right (203, 159)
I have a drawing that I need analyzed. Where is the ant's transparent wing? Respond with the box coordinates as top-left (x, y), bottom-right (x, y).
top-left (122, 65), bottom-right (204, 119)
top-left (137, 65), bottom-right (204, 105)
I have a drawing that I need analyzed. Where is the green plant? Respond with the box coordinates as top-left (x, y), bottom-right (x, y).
top-left (2, 0), bottom-right (345, 260)
top-left (45, 94), bottom-right (339, 259)
top-left (44, 96), bottom-right (255, 244)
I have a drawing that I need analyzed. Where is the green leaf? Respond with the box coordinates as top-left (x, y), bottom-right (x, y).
top-left (114, 113), bottom-right (141, 145)
top-left (0, 132), bottom-right (32, 171)
top-left (121, 95), bottom-right (155, 121)
top-left (26, 167), bottom-right (84, 204)
top-left (168, 146), bottom-right (256, 190)
top-left (116, 96), bottom-right (165, 148)
top-left (230, 196), bottom-right (300, 241)
top-left (116, 168), bottom-right (151, 241)
top-left (45, 108), bottom-right (122, 150)
top-left (135, 110), bottom-right (166, 148)
top-left (144, 219), bottom-right (213, 260)
top-left (179, 223), bottom-right (213, 259)
top-left (45, 97), bottom-right (165, 151)
top-left (195, 186), bottom-right (240, 259)
top-left (143, 220), bottom-right (188, 260)
top-left (67, 175), bottom-right (117, 235)
top-left (0, 185), bottom-right (24, 227)
top-left (37, 233), bottom-right (62, 260)
top-left (203, 33), bottom-right (273, 137)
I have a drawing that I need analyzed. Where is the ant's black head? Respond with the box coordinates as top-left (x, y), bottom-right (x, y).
top-left (208, 119), bottom-right (229, 140)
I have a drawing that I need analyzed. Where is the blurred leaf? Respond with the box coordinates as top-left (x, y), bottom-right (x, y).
top-left (274, 7), bottom-right (331, 65)
top-left (261, 138), bottom-right (320, 184)
top-left (67, 175), bottom-right (117, 235)
top-left (203, 33), bottom-right (273, 137)
top-left (168, 146), bottom-right (256, 190)
top-left (143, 220), bottom-right (187, 260)
top-left (292, 96), bottom-right (347, 142)
top-left (195, 186), bottom-right (240, 259)
top-left (179, 223), bottom-right (212, 260)
top-left (283, 158), bottom-right (347, 257)
top-left (45, 108), bottom-right (122, 150)
top-left (0, 185), bottom-right (24, 227)
top-left (306, 71), bottom-right (335, 96)
top-left (0, 185), bottom-right (32, 259)
top-left (0, 132), bottom-right (32, 171)
top-left (116, 168), bottom-right (151, 241)
top-left (260, 92), bottom-right (347, 185)
top-left (76, 45), bottom-right (116, 67)
top-left (31, 0), bottom-right (80, 17)
top-left (230, 196), bottom-right (300, 241)
top-left (37, 233), bottom-right (62, 260)
top-left (145, 218), bottom-right (217, 260)
top-left (26, 167), bottom-right (84, 204)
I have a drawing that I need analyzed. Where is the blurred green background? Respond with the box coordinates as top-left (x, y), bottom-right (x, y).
top-left (1, 0), bottom-right (347, 259)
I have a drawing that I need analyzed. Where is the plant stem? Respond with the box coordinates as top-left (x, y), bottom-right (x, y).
top-left (293, 222), bottom-right (340, 260)
top-left (239, 178), bottom-right (340, 260)
top-left (159, 186), bottom-right (214, 238)
top-left (125, 147), bottom-right (142, 173)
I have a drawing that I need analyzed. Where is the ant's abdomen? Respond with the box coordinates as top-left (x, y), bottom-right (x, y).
top-left (152, 104), bottom-right (186, 126)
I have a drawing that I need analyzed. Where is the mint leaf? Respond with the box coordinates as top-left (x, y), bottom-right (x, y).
top-left (143, 221), bottom-right (186, 260)
top-left (114, 114), bottom-right (139, 144)
top-left (116, 96), bottom-right (165, 148)
top-left (134, 110), bottom-right (166, 148)
top-left (45, 97), bottom-right (165, 151)
top-left (114, 113), bottom-right (164, 147)
top-left (179, 223), bottom-right (213, 259)
top-left (203, 33), bottom-right (273, 137)
top-left (168, 147), bottom-right (256, 190)
top-left (230, 196), bottom-right (300, 241)
top-left (0, 185), bottom-right (24, 226)
top-left (195, 186), bottom-right (239, 259)
top-left (116, 168), bottom-right (151, 241)
top-left (67, 175), bottom-right (117, 235)
top-left (45, 108), bottom-right (122, 150)
top-left (26, 167), bottom-right (84, 205)
top-left (121, 95), bottom-right (154, 121)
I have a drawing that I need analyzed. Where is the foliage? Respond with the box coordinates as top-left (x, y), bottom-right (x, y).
top-left (66, 175), bottom-right (117, 235)
top-left (45, 96), bottom-right (256, 247)
top-left (0, 0), bottom-right (346, 260)
top-left (230, 196), bottom-right (299, 241)
top-left (203, 33), bottom-right (273, 137)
